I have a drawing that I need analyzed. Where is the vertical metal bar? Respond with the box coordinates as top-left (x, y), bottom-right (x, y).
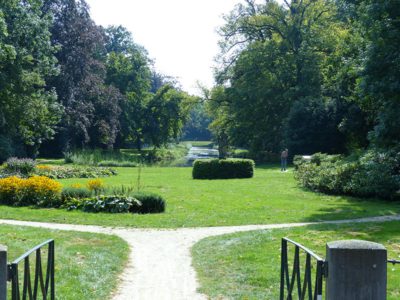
top-left (314, 261), bottom-right (323, 300)
top-left (295, 247), bottom-right (302, 297)
top-left (0, 246), bottom-right (7, 300)
top-left (11, 264), bottom-right (19, 300)
top-left (280, 239), bottom-right (286, 300)
top-left (50, 242), bottom-right (55, 300)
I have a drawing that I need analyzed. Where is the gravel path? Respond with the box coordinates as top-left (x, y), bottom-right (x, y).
top-left (1, 215), bottom-right (399, 300)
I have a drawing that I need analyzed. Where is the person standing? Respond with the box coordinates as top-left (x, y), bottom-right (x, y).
top-left (281, 148), bottom-right (288, 172)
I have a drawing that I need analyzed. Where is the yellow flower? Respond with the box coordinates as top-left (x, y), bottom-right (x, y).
top-left (87, 179), bottom-right (104, 192)
top-left (71, 183), bottom-right (82, 189)
top-left (0, 176), bottom-right (62, 205)
top-left (37, 165), bottom-right (53, 171)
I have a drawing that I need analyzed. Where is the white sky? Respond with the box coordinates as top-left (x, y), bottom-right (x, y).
top-left (86, 0), bottom-right (244, 95)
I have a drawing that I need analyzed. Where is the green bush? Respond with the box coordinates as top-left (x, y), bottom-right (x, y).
top-left (192, 159), bottom-right (255, 179)
top-left (132, 192), bottom-right (166, 214)
top-left (65, 193), bottom-right (166, 214)
top-left (4, 157), bottom-right (36, 176)
top-left (61, 187), bottom-right (92, 201)
top-left (294, 151), bottom-right (400, 200)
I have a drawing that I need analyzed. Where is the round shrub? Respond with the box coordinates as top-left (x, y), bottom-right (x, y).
top-left (131, 192), bottom-right (166, 214)
top-left (192, 159), bottom-right (255, 179)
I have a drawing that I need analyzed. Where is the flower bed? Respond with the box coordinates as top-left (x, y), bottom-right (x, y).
top-left (0, 176), bottom-right (62, 207)
top-left (34, 165), bottom-right (117, 179)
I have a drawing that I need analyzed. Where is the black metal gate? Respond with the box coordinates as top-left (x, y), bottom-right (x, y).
top-left (280, 238), bottom-right (400, 300)
top-left (7, 239), bottom-right (55, 300)
top-left (280, 238), bottom-right (325, 300)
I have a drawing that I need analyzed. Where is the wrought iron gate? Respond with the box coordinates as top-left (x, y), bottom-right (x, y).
top-left (7, 239), bottom-right (55, 300)
top-left (280, 238), bottom-right (325, 300)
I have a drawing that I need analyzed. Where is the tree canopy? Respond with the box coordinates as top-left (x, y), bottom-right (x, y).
top-left (207, 0), bottom-right (398, 158)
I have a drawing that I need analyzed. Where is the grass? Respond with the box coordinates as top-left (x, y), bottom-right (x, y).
top-left (1, 225), bottom-right (129, 299)
top-left (192, 221), bottom-right (400, 299)
top-left (185, 141), bottom-right (214, 148)
top-left (0, 166), bottom-right (398, 228)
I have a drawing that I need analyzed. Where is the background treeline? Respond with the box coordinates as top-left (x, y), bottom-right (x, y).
top-left (207, 0), bottom-right (399, 158)
top-left (0, 0), bottom-right (196, 161)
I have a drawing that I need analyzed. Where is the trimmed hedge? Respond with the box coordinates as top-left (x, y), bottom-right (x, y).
top-left (192, 159), bottom-right (255, 179)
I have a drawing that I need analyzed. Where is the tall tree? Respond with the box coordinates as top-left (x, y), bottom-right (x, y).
top-left (0, 0), bottom-right (62, 159)
top-left (42, 0), bottom-right (121, 152)
top-left (212, 0), bottom-right (343, 154)
top-left (357, 0), bottom-right (400, 148)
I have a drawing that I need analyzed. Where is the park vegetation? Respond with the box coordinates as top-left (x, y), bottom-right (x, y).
top-left (206, 0), bottom-right (399, 197)
top-left (192, 158), bottom-right (255, 179)
top-left (0, 0), bottom-right (196, 162)
top-left (208, 0), bottom-right (399, 157)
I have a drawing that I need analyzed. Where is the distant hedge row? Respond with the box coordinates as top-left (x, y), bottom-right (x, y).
top-left (193, 159), bottom-right (255, 179)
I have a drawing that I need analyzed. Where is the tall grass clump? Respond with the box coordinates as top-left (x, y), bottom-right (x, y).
top-left (64, 149), bottom-right (137, 166)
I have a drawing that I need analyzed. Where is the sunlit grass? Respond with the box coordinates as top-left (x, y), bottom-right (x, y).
top-left (0, 166), bottom-right (398, 228)
top-left (192, 221), bottom-right (400, 299)
top-left (1, 225), bottom-right (128, 299)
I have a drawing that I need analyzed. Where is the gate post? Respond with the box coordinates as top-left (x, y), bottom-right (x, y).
top-left (0, 245), bottom-right (7, 300)
top-left (326, 240), bottom-right (387, 300)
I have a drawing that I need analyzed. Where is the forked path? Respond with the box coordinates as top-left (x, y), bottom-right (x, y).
top-left (1, 215), bottom-right (400, 300)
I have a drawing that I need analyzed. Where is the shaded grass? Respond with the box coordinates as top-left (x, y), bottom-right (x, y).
top-left (192, 221), bottom-right (400, 299)
top-left (1, 225), bottom-right (129, 299)
top-left (0, 166), bottom-right (398, 228)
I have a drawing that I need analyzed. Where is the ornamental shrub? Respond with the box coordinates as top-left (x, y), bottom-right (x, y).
top-left (192, 159), bottom-right (255, 179)
top-left (294, 150), bottom-right (400, 200)
top-left (4, 158), bottom-right (36, 176)
top-left (80, 196), bottom-right (142, 213)
top-left (0, 176), bottom-right (62, 207)
top-left (65, 192), bottom-right (166, 214)
top-left (131, 192), bottom-right (166, 214)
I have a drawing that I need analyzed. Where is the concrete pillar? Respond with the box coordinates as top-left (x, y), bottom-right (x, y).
top-left (0, 245), bottom-right (7, 300)
top-left (326, 240), bottom-right (387, 300)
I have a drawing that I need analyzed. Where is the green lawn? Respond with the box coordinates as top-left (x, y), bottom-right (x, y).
top-left (0, 166), bottom-right (398, 228)
top-left (1, 225), bottom-right (129, 299)
top-left (192, 221), bottom-right (400, 300)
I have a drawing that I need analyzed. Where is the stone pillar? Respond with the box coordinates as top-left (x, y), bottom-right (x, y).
top-left (326, 240), bottom-right (387, 300)
top-left (0, 245), bottom-right (7, 300)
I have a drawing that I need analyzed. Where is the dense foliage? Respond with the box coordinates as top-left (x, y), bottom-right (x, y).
top-left (192, 159), bottom-right (255, 179)
top-left (0, 0), bottom-right (194, 162)
top-left (35, 165), bottom-right (117, 179)
top-left (65, 193), bottom-right (166, 214)
top-left (207, 0), bottom-right (399, 161)
top-left (294, 152), bottom-right (400, 200)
